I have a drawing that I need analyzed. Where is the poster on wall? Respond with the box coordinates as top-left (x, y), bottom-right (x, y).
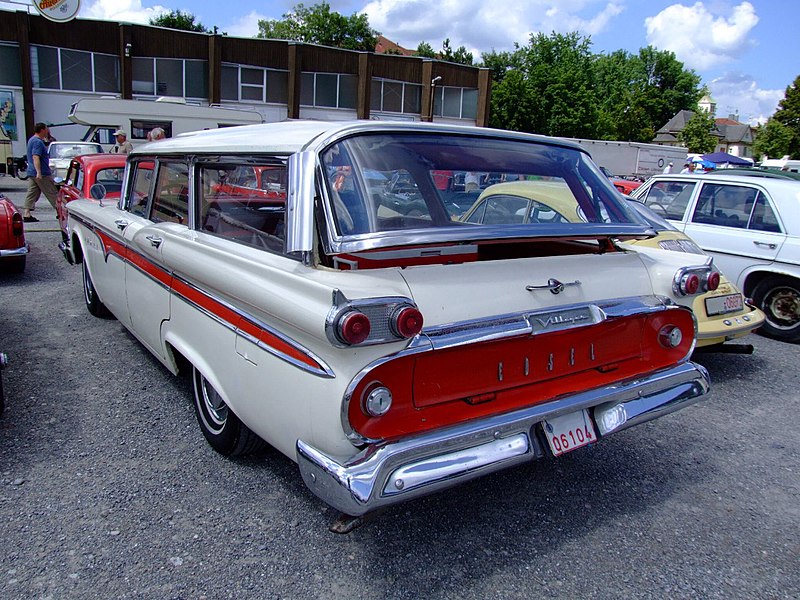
top-left (31, 0), bottom-right (81, 23)
top-left (0, 90), bottom-right (17, 142)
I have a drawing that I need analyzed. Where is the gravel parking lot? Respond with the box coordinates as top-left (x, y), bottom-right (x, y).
top-left (1, 175), bottom-right (798, 599)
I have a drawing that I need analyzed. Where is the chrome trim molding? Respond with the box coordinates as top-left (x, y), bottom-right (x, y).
top-left (0, 245), bottom-right (29, 257)
top-left (286, 150), bottom-right (316, 254)
top-left (172, 272), bottom-right (336, 379)
top-left (299, 361), bottom-right (710, 516)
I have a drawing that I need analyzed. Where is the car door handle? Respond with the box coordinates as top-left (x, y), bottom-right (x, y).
top-left (753, 241), bottom-right (777, 250)
top-left (115, 219), bottom-right (129, 231)
top-left (145, 235), bottom-right (163, 248)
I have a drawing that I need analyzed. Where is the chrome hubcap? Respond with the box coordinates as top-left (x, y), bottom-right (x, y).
top-left (200, 376), bottom-right (228, 429)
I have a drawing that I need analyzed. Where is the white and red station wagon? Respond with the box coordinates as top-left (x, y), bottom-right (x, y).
top-left (64, 121), bottom-right (713, 516)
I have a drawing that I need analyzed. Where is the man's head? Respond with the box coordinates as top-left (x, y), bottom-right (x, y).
top-left (150, 127), bottom-right (165, 141)
top-left (113, 129), bottom-right (127, 142)
top-left (34, 122), bottom-right (49, 139)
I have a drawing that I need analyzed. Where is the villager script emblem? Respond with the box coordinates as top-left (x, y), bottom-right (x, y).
top-left (527, 306), bottom-right (601, 334)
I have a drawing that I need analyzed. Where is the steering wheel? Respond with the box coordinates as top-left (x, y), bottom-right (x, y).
top-left (647, 202), bottom-right (670, 217)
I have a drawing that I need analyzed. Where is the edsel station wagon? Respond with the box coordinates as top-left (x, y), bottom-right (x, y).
top-left (64, 121), bottom-right (713, 517)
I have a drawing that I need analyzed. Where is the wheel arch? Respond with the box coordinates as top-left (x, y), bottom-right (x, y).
top-left (742, 268), bottom-right (800, 298)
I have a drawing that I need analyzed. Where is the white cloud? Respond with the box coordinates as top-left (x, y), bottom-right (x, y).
top-left (362, 0), bottom-right (624, 57)
top-left (82, 0), bottom-right (171, 24)
top-left (644, 2), bottom-right (758, 71)
top-left (709, 72), bottom-right (783, 125)
top-left (224, 11), bottom-right (269, 38)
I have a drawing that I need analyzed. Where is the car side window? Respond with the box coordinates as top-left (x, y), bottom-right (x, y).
top-left (748, 193), bottom-right (782, 233)
top-left (128, 161), bottom-right (154, 217)
top-left (198, 163), bottom-right (287, 254)
top-left (151, 162), bottom-right (190, 225)
top-left (642, 181), bottom-right (696, 220)
top-left (691, 183), bottom-right (756, 229)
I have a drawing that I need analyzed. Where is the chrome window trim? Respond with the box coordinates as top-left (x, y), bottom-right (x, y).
top-left (286, 150), bottom-right (316, 255)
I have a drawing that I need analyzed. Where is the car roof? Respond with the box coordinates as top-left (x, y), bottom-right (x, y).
top-left (129, 120), bottom-right (587, 157)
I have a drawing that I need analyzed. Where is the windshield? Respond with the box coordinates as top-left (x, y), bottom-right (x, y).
top-left (50, 143), bottom-right (102, 159)
top-left (320, 133), bottom-right (643, 238)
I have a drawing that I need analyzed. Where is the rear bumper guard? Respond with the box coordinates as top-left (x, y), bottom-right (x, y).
top-left (297, 361), bottom-right (710, 516)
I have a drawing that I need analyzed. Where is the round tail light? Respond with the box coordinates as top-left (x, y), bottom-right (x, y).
top-left (337, 311), bottom-right (371, 345)
top-left (391, 306), bottom-right (424, 339)
top-left (658, 325), bottom-right (684, 348)
top-left (705, 271), bottom-right (720, 291)
top-left (678, 273), bottom-right (700, 296)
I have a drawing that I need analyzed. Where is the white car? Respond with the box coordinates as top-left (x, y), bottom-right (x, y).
top-left (48, 141), bottom-right (103, 179)
top-left (64, 121), bottom-right (712, 517)
top-left (632, 173), bottom-right (800, 342)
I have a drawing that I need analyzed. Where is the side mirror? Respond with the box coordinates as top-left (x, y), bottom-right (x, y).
top-left (89, 183), bottom-right (107, 200)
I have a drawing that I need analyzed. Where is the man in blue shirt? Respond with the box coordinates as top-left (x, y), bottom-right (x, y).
top-left (22, 122), bottom-right (58, 223)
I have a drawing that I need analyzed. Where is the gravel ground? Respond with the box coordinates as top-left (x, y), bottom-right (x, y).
top-left (0, 174), bottom-right (798, 599)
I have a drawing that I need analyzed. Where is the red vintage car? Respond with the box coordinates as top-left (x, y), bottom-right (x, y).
top-left (56, 153), bottom-right (129, 239)
top-left (0, 192), bottom-right (28, 273)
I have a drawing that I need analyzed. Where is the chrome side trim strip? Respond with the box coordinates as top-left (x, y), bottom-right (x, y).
top-left (0, 245), bottom-right (29, 257)
top-left (299, 361), bottom-right (710, 516)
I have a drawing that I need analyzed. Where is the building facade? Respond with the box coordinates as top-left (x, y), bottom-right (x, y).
top-left (0, 11), bottom-right (491, 153)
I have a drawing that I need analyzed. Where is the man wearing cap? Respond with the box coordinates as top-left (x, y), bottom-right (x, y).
top-left (663, 162), bottom-right (674, 174)
top-left (110, 130), bottom-right (133, 154)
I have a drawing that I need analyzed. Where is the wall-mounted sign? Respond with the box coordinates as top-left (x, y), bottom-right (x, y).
top-left (31, 0), bottom-right (81, 23)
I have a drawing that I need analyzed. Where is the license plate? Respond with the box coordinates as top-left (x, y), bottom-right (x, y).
top-left (705, 293), bottom-right (744, 316)
top-left (543, 409), bottom-right (597, 457)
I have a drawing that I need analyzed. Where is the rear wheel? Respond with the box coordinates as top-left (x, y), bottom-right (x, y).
top-left (82, 259), bottom-right (111, 318)
top-left (752, 275), bottom-right (800, 343)
top-left (192, 367), bottom-right (265, 456)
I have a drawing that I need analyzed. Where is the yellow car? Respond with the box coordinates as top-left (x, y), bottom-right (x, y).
top-left (462, 181), bottom-right (765, 349)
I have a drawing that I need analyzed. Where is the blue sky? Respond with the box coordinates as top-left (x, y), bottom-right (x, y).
top-left (3, 0), bottom-right (796, 125)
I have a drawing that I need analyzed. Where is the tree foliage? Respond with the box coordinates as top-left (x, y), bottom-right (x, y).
top-left (149, 10), bottom-right (209, 33)
top-left (480, 33), bottom-right (702, 141)
top-left (257, 2), bottom-right (379, 52)
top-left (771, 75), bottom-right (800, 158)
top-left (678, 110), bottom-right (717, 154)
top-left (413, 39), bottom-right (473, 65)
top-left (754, 119), bottom-right (794, 160)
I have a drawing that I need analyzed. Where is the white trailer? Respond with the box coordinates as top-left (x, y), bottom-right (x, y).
top-left (565, 138), bottom-right (688, 178)
top-left (68, 96), bottom-right (265, 150)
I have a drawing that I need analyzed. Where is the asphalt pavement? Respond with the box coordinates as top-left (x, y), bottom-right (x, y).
top-left (0, 173), bottom-right (798, 599)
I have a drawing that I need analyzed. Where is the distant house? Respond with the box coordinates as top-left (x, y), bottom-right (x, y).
top-left (654, 110), bottom-right (755, 159)
top-left (713, 117), bottom-right (756, 159)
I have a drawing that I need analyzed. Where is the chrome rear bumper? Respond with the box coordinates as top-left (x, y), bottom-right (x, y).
top-left (0, 245), bottom-right (29, 258)
top-left (297, 361), bottom-right (710, 516)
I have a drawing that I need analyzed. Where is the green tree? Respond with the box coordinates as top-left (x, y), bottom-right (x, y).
top-left (593, 47), bottom-right (701, 142)
top-left (480, 49), bottom-right (520, 84)
top-left (257, 2), bottom-right (379, 52)
top-left (414, 41), bottom-right (436, 58)
top-left (753, 119), bottom-right (794, 160)
top-left (440, 39), bottom-right (473, 66)
top-left (149, 10), bottom-right (209, 32)
top-left (515, 32), bottom-right (598, 138)
top-left (678, 110), bottom-right (717, 153)
top-left (772, 75), bottom-right (800, 158)
top-left (488, 69), bottom-right (534, 132)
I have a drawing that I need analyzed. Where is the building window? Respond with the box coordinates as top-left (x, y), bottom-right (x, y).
top-left (370, 79), bottom-right (422, 114)
top-left (133, 57), bottom-right (208, 99)
top-left (433, 86), bottom-right (479, 119)
top-left (220, 64), bottom-right (288, 104)
top-left (31, 45), bottom-right (119, 93)
top-left (300, 72), bottom-right (357, 109)
top-left (0, 44), bottom-right (22, 86)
